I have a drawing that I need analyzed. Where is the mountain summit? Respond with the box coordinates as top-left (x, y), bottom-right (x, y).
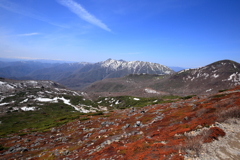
top-left (98, 59), bottom-right (173, 75)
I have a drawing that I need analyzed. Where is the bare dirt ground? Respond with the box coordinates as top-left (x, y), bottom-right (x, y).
top-left (185, 118), bottom-right (240, 160)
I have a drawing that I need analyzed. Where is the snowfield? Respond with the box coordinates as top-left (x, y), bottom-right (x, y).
top-left (133, 98), bottom-right (140, 101)
top-left (35, 97), bottom-right (100, 113)
top-left (21, 106), bottom-right (36, 111)
top-left (0, 103), bottom-right (9, 106)
top-left (206, 89), bottom-right (212, 92)
top-left (0, 81), bottom-right (15, 90)
top-left (20, 99), bottom-right (28, 103)
top-left (36, 97), bottom-right (58, 102)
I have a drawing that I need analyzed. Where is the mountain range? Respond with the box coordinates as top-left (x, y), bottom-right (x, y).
top-left (0, 59), bottom-right (174, 90)
top-left (0, 58), bottom-right (240, 96)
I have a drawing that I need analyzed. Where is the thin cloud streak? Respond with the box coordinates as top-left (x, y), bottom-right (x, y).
top-left (0, 0), bottom-right (68, 28)
top-left (17, 33), bottom-right (40, 36)
top-left (0, 33), bottom-right (40, 38)
top-left (57, 0), bottom-right (111, 32)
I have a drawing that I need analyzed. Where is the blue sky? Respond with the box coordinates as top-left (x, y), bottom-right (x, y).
top-left (0, 0), bottom-right (240, 68)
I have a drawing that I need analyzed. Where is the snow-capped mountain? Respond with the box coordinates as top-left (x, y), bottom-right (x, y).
top-left (59, 59), bottom-right (174, 90)
top-left (98, 59), bottom-right (173, 75)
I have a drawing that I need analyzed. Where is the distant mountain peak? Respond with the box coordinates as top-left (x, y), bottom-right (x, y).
top-left (98, 59), bottom-right (174, 74)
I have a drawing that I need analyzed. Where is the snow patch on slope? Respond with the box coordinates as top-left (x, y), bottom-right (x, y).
top-left (35, 97), bottom-right (99, 113)
top-left (145, 88), bottom-right (160, 94)
top-left (21, 106), bottom-right (36, 111)
top-left (133, 98), bottom-right (140, 101)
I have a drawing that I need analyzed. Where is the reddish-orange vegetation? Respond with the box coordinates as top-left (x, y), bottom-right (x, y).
top-left (1, 86), bottom-right (240, 159)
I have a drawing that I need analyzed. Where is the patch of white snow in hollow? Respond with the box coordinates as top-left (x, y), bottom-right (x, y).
top-left (21, 106), bottom-right (36, 111)
top-left (0, 81), bottom-right (6, 85)
top-left (115, 100), bottom-right (120, 104)
top-left (206, 89), bottom-right (212, 92)
top-left (233, 64), bottom-right (237, 68)
top-left (0, 103), bottom-right (9, 106)
top-left (212, 74), bottom-right (219, 78)
top-left (20, 98), bottom-right (28, 103)
top-left (133, 98), bottom-right (140, 101)
top-left (6, 84), bottom-right (15, 89)
top-left (27, 80), bottom-right (38, 84)
top-left (144, 88), bottom-right (160, 94)
top-left (35, 97), bottom-right (95, 113)
top-left (78, 107), bottom-right (90, 113)
top-left (73, 91), bottom-right (80, 96)
top-left (0, 81), bottom-right (15, 89)
top-left (0, 96), bottom-right (5, 102)
top-left (76, 104), bottom-right (100, 113)
top-left (57, 97), bottom-right (92, 112)
top-left (36, 97), bottom-right (57, 102)
top-left (228, 73), bottom-right (240, 82)
top-left (55, 97), bottom-right (71, 106)
top-left (45, 91), bottom-right (52, 94)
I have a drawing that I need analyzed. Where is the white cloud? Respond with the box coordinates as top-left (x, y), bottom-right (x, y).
top-left (57, 0), bottom-right (111, 32)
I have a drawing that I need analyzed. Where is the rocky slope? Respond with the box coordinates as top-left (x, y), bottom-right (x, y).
top-left (1, 80), bottom-right (240, 159)
top-left (85, 60), bottom-right (240, 96)
top-left (152, 59), bottom-right (240, 95)
top-left (0, 78), bottom-right (109, 116)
